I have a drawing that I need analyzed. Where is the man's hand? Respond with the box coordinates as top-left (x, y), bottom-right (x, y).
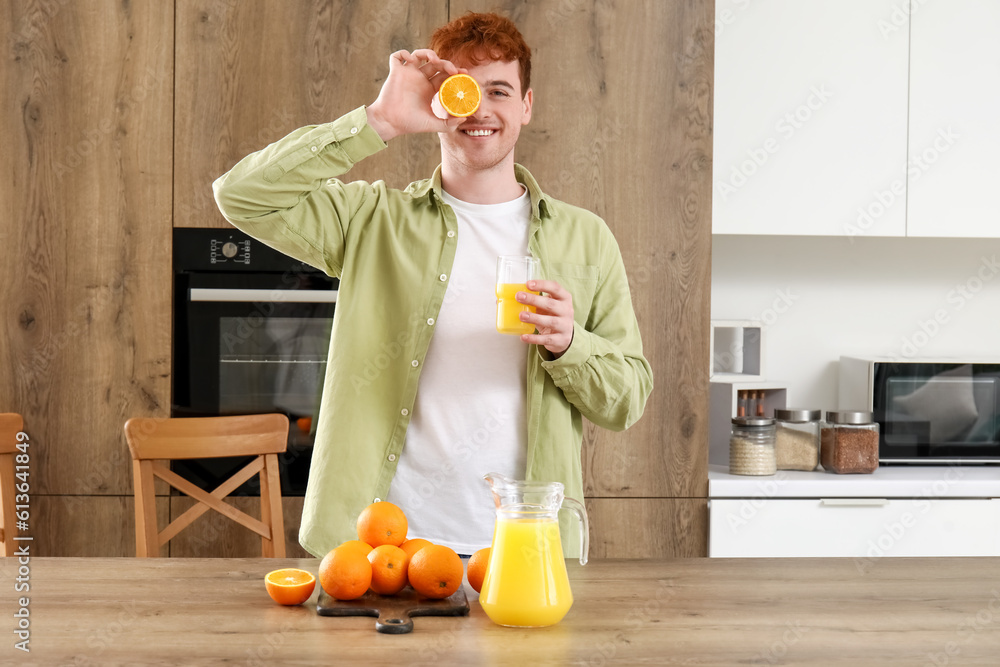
top-left (517, 280), bottom-right (575, 359)
top-left (366, 49), bottom-right (466, 142)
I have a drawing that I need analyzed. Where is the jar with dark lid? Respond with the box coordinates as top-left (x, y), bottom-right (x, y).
top-left (729, 417), bottom-right (776, 476)
top-left (821, 410), bottom-right (879, 474)
top-left (773, 408), bottom-right (821, 471)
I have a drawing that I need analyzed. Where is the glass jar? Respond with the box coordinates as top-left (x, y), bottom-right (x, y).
top-left (773, 408), bottom-right (821, 471)
top-left (821, 410), bottom-right (880, 474)
top-left (729, 417), bottom-right (776, 476)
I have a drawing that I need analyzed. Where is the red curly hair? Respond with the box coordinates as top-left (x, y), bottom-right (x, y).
top-left (429, 12), bottom-right (531, 96)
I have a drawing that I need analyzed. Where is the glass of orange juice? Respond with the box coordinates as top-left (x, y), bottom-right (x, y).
top-left (496, 256), bottom-right (540, 335)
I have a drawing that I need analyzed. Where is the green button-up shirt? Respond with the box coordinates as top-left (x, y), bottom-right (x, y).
top-left (213, 106), bottom-right (652, 558)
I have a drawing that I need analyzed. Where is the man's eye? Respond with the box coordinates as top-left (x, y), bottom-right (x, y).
top-left (490, 90), bottom-right (510, 97)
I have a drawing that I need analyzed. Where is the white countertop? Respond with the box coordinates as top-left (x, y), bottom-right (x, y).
top-left (708, 464), bottom-right (1000, 498)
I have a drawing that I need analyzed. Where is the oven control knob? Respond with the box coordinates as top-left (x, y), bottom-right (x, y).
top-left (221, 242), bottom-right (238, 258)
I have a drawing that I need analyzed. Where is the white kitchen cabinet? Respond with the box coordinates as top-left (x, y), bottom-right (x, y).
top-left (713, 0), bottom-right (909, 236)
top-left (709, 498), bottom-right (1000, 558)
top-left (907, 1), bottom-right (1000, 238)
top-left (708, 465), bottom-right (1000, 557)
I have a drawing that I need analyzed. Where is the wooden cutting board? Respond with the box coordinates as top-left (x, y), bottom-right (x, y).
top-left (316, 586), bottom-right (470, 634)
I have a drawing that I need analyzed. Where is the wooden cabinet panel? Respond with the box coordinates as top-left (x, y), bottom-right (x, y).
top-left (33, 495), bottom-right (168, 557)
top-left (450, 0), bottom-right (713, 500)
top-left (168, 496), bottom-right (311, 558)
top-left (1, 1), bottom-right (173, 495)
top-left (587, 498), bottom-right (708, 558)
top-left (174, 0), bottom-right (449, 228)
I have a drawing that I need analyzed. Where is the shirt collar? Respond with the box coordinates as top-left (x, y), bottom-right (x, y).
top-left (408, 163), bottom-right (553, 221)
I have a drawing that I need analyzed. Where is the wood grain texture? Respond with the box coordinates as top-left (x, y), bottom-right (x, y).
top-left (174, 0), bottom-right (449, 228)
top-left (451, 0), bottom-right (714, 502)
top-left (31, 495), bottom-right (168, 557)
top-left (587, 498), bottom-right (707, 558)
top-left (1, 1), bottom-right (173, 496)
top-left (15, 557), bottom-right (1000, 665)
top-left (168, 496), bottom-right (311, 558)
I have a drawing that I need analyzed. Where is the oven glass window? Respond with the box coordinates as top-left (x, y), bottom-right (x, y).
top-left (880, 363), bottom-right (1000, 452)
top-left (218, 316), bottom-right (331, 416)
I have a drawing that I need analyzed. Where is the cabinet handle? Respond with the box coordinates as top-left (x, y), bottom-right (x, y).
top-left (819, 498), bottom-right (889, 507)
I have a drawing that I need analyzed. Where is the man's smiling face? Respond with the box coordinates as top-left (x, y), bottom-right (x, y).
top-left (439, 58), bottom-right (533, 173)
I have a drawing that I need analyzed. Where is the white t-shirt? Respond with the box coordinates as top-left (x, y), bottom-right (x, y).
top-left (385, 187), bottom-right (531, 554)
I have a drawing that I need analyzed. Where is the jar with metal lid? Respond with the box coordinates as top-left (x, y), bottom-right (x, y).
top-left (773, 408), bottom-right (821, 471)
top-left (729, 417), bottom-right (776, 476)
top-left (821, 410), bottom-right (879, 474)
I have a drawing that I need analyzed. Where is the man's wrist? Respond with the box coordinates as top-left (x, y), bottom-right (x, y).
top-left (365, 105), bottom-right (397, 142)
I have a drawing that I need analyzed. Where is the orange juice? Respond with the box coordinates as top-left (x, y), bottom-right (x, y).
top-left (496, 283), bottom-right (537, 335)
top-left (479, 517), bottom-right (573, 627)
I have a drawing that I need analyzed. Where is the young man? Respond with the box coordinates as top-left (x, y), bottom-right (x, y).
top-left (213, 13), bottom-right (652, 558)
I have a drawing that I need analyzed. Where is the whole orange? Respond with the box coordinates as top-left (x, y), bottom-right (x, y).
top-left (264, 568), bottom-right (315, 606)
top-left (319, 546), bottom-right (372, 601)
top-left (408, 544), bottom-right (463, 599)
top-left (357, 501), bottom-right (408, 547)
top-left (367, 544), bottom-right (409, 596)
top-left (466, 547), bottom-right (490, 594)
top-left (400, 538), bottom-right (433, 561)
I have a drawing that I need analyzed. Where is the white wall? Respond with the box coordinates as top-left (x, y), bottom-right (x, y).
top-left (711, 235), bottom-right (1000, 412)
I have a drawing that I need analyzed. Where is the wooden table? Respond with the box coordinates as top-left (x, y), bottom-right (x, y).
top-left (4, 557), bottom-right (999, 665)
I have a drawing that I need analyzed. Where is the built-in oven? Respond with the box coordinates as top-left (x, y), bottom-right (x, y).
top-left (172, 228), bottom-right (337, 495)
top-left (840, 356), bottom-right (1000, 464)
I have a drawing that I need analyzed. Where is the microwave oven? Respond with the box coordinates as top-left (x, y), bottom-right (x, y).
top-left (840, 356), bottom-right (1000, 464)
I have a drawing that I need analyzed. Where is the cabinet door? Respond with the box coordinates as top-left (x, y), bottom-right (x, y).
top-left (907, 2), bottom-right (1000, 238)
top-left (709, 498), bottom-right (1000, 557)
top-left (713, 0), bottom-right (909, 236)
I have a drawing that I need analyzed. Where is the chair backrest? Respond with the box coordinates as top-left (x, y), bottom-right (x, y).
top-left (0, 413), bottom-right (25, 557)
top-left (124, 414), bottom-right (289, 557)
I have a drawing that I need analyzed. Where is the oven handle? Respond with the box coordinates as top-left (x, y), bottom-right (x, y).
top-left (189, 288), bottom-right (338, 303)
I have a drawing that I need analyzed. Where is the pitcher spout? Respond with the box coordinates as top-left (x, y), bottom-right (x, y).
top-left (483, 472), bottom-right (515, 508)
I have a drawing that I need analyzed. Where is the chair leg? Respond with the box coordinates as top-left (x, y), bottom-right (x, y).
top-left (133, 459), bottom-right (159, 557)
top-left (260, 454), bottom-right (286, 558)
top-left (0, 452), bottom-right (16, 557)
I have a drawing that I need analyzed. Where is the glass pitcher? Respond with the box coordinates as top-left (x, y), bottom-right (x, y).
top-left (479, 472), bottom-right (589, 627)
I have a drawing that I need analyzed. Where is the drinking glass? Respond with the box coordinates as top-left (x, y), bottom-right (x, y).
top-left (496, 256), bottom-right (540, 335)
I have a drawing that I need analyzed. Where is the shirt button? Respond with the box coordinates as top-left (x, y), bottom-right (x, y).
top-left (411, 360), bottom-right (419, 367)
top-left (311, 146), bottom-right (318, 152)
top-left (447, 230), bottom-right (455, 238)
top-left (350, 127), bottom-right (358, 135)
top-left (374, 497), bottom-right (381, 503)
top-left (439, 274), bottom-right (447, 281)
top-left (400, 408), bottom-right (408, 416)
top-left (388, 454), bottom-right (396, 462)
top-left (426, 318), bottom-right (435, 326)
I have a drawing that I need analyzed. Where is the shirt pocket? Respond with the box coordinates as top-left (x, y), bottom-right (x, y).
top-left (546, 262), bottom-right (600, 319)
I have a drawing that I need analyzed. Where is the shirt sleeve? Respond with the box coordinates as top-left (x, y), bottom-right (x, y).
top-left (211, 106), bottom-right (387, 275)
top-left (539, 232), bottom-right (654, 431)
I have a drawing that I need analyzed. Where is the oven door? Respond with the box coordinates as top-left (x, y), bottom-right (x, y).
top-left (172, 270), bottom-right (337, 494)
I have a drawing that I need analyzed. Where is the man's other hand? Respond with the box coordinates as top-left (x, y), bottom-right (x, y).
top-left (517, 280), bottom-right (575, 359)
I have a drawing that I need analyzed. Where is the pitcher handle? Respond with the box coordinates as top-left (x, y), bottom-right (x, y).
top-left (560, 497), bottom-right (589, 566)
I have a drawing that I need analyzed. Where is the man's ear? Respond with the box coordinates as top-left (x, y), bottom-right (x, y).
top-left (522, 88), bottom-right (533, 125)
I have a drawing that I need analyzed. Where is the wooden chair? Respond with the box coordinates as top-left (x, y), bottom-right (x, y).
top-left (124, 414), bottom-right (289, 557)
top-left (0, 413), bottom-right (25, 557)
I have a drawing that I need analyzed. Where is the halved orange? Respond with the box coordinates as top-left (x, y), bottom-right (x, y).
top-left (438, 73), bottom-right (481, 117)
top-left (264, 568), bottom-right (316, 606)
